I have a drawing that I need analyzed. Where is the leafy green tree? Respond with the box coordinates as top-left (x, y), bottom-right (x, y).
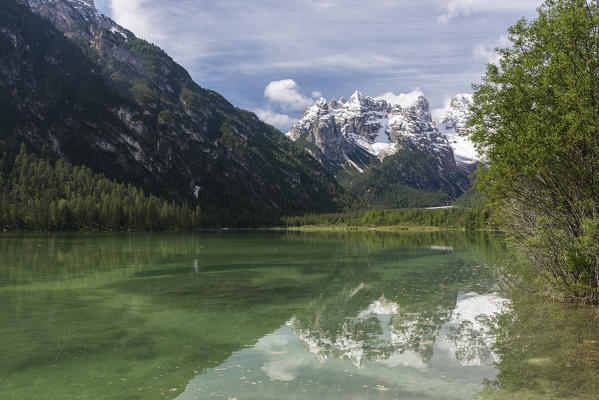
top-left (470, 0), bottom-right (599, 303)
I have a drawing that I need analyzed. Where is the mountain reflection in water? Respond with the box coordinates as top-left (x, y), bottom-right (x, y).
top-left (177, 250), bottom-right (509, 400)
top-left (4, 232), bottom-right (597, 400)
top-left (291, 292), bottom-right (508, 369)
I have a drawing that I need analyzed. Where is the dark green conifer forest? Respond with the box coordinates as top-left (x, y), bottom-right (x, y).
top-left (0, 145), bottom-right (202, 231)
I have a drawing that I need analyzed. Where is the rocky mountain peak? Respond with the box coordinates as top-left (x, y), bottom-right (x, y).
top-left (3, 0), bottom-right (347, 217)
top-left (329, 98), bottom-right (339, 109)
top-left (288, 91), bottom-right (458, 173)
top-left (349, 90), bottom-right (363, 102)
top-left (412, 95), bottom-right (432, 123)
top-left (416, 95), bottom-right (429, 109)
top-left (440, 94), bottom-right (473, 133)
top-left (18, 0), bottom-right (130, 41)
top-left (436, 94), bottom-right (478, 165)
top-left (287, 90), bottom-right (472, 202)
top-left (345, 90), bottom-right (368, 113)
top-left (315, 97), bottom-right (327, 108)
top-left (17, 0), bottom-right (142, 76)
top-left (451, 93), bottom-right (472, 107)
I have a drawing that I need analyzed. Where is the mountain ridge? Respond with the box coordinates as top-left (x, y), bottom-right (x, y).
top-left (287, 91), bottom-right (473, 206)
top-left (1, 0), bottom-right (351, 221)
top-left (438, 93), bottom-right (478, 166)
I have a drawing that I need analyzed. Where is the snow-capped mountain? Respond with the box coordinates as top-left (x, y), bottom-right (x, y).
top-left (288, 91), bottom-right (481, 172)
top-left (287, 91), bottom-right (455, 173)
top-left (287, 91), bottom-right (472, 203)
top-left (437, 94), bottom-right (479, 165)
top-left (21, 0), bottom-right (131, 39)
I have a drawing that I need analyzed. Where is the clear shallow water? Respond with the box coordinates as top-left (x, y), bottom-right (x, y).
top-left (0, 232), bottom-right (598, 399)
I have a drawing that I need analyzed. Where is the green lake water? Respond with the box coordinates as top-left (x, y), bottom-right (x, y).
top-left (1, 232), bottom-right (598, 399)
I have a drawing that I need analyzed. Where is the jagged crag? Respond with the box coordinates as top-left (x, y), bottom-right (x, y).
top-left (288, 92), bottom-right (476, 208)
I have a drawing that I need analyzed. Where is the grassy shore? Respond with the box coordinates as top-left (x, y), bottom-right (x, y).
top-left (276, 225), bottom-right (448, 232)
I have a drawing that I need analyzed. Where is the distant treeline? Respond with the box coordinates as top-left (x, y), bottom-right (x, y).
top-left (0, 146), bottom-right (201, 231)
top-left (284, 207), bottom-right (491, 231)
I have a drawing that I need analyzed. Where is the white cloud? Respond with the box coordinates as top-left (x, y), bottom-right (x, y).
top-left (437, 0), bottom-right (476, 23)
top-left (473, 43), bottom-right (499, 64)
top-left (301, 0), bottom-right (340, 9)
top-left (228, 53), bottom-right (402, 77)
top-left (377, 89), bottom-right (424, 108)
top-left (255, 109), bottom-right (297, 131)
top-left (108, 0), bottom-right (210, 67)
top-left (96, 0), bottom-right (539, 120)
top-left (259, 79), bottom-right (324, 130)
top-left (497, 35), bottom-right (512, 48)
top-left (264, 79), bottom-right (314, 111)
top-left (473, 35), bottom-right (511, 64)
top-left (432, 97), bottom-right (453, 121)
top-left (109, 0), bottom-right (164, 41)
top-left (437, 0), bottom-right (541, 23)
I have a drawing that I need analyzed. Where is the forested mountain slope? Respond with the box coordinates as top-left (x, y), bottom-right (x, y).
top-left (0, 146), bottom-right (206, 230)
top-left (0, 0), bottom-right (350, 220)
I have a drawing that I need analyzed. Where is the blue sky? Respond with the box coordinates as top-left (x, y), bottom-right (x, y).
top-left (94, 0), bottom-right (541, 130)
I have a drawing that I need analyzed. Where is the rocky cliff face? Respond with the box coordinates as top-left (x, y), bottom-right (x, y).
top-left (437, 94), bottom-right (478, 165)
top-left (0, 0), bottom-right (349, 217)
top-left (288, 91), bottom-right (471, 200)
top-left (289, 92), bottom-right (459, 170)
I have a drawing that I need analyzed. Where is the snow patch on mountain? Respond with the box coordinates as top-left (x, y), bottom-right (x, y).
top-left (287, 90), bottom-right (455, 170)
top-left (22, 0), bottom-right (132, 40)
top-left (437, 94), bottom-right (479, 164)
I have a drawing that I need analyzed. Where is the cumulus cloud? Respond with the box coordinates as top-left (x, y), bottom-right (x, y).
top-left (258, 79), bottom-right (323, 130)
top-left (431, 97), bottom-right (453, 122)
top-left (437, 0), bottom-right (541, 23)
top-left (109, 0), bottom-right (164, 41)
top-left (377, 89), bottom-right (424, 108)
top-left (473, 44), bottom-right (499, 64)
top-left (107, 0), bottom-right (209, 67)
top-left (255, 109), bottom-right (297, 131)
top-left (93, 0), bottom-right (539, 123)
top-left (437, 0), bottom-right (477, 23)
top-left (301, 0), bottom-right (340, 9)
top-left (473, 35), bottom-right (511, 64)
top-left (264, 79), bottom-right (315, 111)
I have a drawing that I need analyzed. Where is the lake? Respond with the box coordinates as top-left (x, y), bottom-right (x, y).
top-left (1, 232), bottom-right (598, 399)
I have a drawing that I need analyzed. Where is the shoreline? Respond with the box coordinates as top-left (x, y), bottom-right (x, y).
top-left (274, 225), bottom-right (452, 232)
